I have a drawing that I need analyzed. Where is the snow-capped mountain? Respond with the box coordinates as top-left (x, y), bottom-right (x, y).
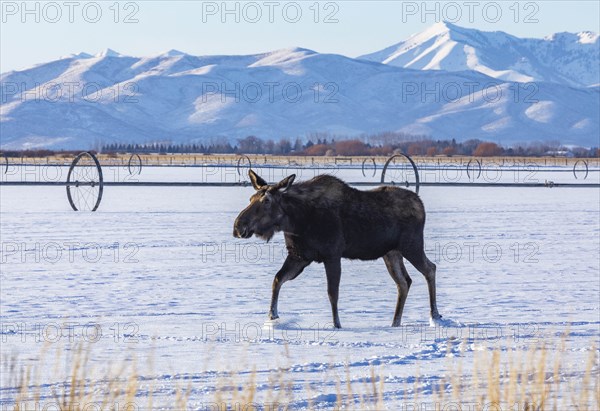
top-left (1, 24), bottom-right (599, 150)
top-left (359, 22), bottom-right (599, 87)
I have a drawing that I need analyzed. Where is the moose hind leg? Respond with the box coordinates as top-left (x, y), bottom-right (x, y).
top-left (405, 251), bottom-right (441, 321)
top-left (269, 256), bottom-right (310, 320)
top-left (383, 250), bottom-right (411, 327)
top-left (324, 259), bottom-right (342, 329)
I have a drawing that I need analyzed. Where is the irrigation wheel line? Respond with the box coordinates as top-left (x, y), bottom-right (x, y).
top-left (127, 153), bottom-right (143, 175)
top-left (2, 153), bottom-right (8, 174)
top-left (3, 181), bottom-right (599, 188)
top-left (380, 153), bottom-right (420, 194)
top-left (466, 159), bottom-right (482, 180)
top-left (66, 151), bottom-right (104, 211)
top-left (236, 155), bottom-right (252, 176)
top-left (573, 160), bottom-right (589, 180)
top-left (361, 158), bottom-right (377, 178)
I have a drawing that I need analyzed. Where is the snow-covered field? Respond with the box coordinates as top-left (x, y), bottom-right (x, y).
top-left (1, 165), bottom-right (599, 408)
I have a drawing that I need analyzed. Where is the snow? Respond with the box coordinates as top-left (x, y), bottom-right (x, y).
top-left (1, 48), bottom-right (598, 150)
top-left (160, 49), bottom-right (188, 57)
top-left (1, 165), bottom-right (599, 407)
top-left (250, 47), bottom-right (317, 68)
top-left (360, 22), bottom-right (599, 88)
top-left (1, 23), bottom-right (598, 150)
top-left (525, 101), bottom-right (557, 123)
top-left (60, 52), bottom-right (93, 60)
top-left (95, 48), bottom-right (123, 58)
top-left (578, 31), bottom-right (600, 44)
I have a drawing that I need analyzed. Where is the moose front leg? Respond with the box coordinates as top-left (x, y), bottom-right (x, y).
top-left (324, 258), bottom-right (342, 329)
top-left (269, 255), bottom-right (310, 320)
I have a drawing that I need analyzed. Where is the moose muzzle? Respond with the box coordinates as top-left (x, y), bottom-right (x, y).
top-left (233, 218), bottom-right (254, 239)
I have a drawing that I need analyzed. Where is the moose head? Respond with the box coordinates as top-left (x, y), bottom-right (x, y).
top-left (233, 170), bottom-right (296, 242)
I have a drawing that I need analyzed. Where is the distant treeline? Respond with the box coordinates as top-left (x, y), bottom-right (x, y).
top-left (100, 133), bottom-right (599, 157)
top-left (3, 132), bottom-right (598, 158)
top-left (1, 149), bottom-right (82, 158)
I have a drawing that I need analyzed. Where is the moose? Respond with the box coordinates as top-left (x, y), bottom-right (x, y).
top-left (233, 170), bottom-right (441, 328)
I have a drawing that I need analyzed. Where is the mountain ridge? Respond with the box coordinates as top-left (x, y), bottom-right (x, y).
top-left (1, 23), bottom-right (598, 150)
top-left (359, 21), bottom-right (600, 87)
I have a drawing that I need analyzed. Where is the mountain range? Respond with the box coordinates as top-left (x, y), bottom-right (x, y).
top-left (360, 22), bottom-right (599, 87)
top-left (1, 22), bottom-right (598, 149)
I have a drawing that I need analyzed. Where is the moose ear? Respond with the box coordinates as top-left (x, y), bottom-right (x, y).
top-left (274, 174), bottom-right (296, 192)
top-left (249, 169), bottom-right (268, 190)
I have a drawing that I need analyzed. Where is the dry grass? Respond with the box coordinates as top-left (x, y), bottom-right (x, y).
top-left (437, 342), bottom-right (599, 410)
top-left (3, 339), bottom-right (599, 410)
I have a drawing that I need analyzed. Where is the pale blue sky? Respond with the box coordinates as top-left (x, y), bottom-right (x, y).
top-left (1, 1), bottom-right (599, 72)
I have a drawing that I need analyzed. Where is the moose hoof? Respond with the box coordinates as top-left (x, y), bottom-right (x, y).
top-left (268, 314), bottom-right (279, 320)
top-left (391, 321), bottom-right (401, 327)
top-left (263, 318), bottom-right (280, 331)
top-left (429, 314), bottom-right (444, 327)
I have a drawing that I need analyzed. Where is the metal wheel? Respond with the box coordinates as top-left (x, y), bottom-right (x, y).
top-left (573, 160), bottom-right (589, 180)
top-left (361, 158), bottom-right (377, 178)
top-left (66, 152), bottom-right (104, 211)
top-left (380, 154), bottom-right (420, 194)
top-left (466, 159), bottom-right (482, 180)
top-left (237, 155), bottom-right (252, 176)
top-left (3, 153), bottom-right (8, 174)
top-left (127, 153), bottom-right (143, 175)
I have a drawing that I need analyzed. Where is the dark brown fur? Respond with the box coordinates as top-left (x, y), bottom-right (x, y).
top-left (234, 171), bottom-right (441, 328)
